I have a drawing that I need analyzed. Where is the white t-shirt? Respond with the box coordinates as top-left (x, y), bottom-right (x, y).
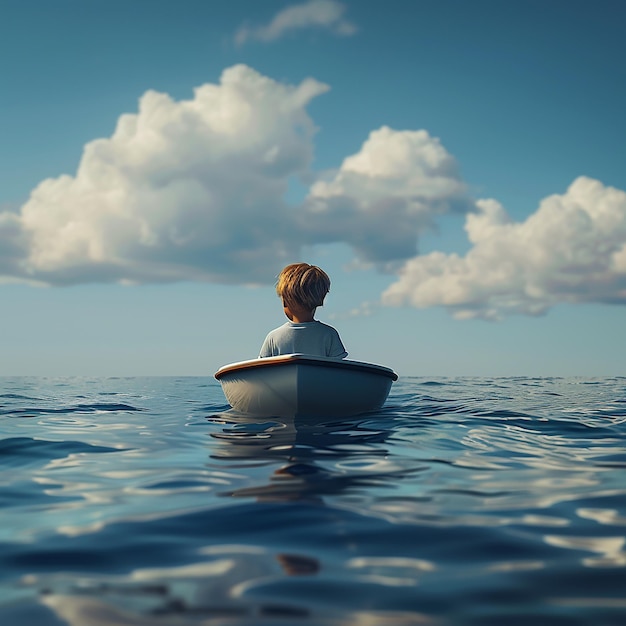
top-left (259, 321), bottom-right (348, 358)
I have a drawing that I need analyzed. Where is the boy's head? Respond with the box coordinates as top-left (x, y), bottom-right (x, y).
top-left (276, 263), bottom-right (331, 312)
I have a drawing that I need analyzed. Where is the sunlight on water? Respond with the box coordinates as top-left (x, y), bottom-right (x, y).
top-left (0, 376), bottom-right (625, 624)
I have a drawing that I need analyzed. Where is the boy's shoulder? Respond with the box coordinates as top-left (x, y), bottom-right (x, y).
top-left (308, 320), bottom-right (341, 337)
top-left (314, 320), bottom-right (338, 331)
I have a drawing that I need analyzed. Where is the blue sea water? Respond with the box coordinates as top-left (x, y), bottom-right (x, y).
top-left (1, 376), bottom-right (625, 625)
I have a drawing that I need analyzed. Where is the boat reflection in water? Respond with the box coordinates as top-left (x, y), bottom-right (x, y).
top-left (199, 408), bottom-right (427, 622)
top-left (208, 408), bottom-right (407, 503)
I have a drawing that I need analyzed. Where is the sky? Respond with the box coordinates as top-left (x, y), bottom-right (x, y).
top-left (1, 0), bottom-right (625, 377)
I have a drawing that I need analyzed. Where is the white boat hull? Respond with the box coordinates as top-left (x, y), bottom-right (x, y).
top-left (215, 354), bottom-right (398, 418)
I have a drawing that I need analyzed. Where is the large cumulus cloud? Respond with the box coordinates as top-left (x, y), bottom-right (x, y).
top-left (382, 177), bottom-right (626, 319)
top-left (7, 65), bottom-right (327, 285)
top-left (0, 65), bottom-right (468, 286)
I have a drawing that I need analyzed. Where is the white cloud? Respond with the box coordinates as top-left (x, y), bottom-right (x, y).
top-left (0, 66), bottom-right (471, 287)
top-left (235, 0), bottom-right (356, 46)
top-left (303, 126), bottom-right (471, 264)
top-left (5, 65), bottom-right (329, 285)
top-left (382, 177), bottom-right (626, 319)
top-left (4, 64), bottom-right (625, 319)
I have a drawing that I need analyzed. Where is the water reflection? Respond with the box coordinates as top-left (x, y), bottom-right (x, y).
top-left (544, 534), bottom-right (626, 567)
top-left (208, 411), bottom-right (412, 503)
top-left (5, 377), bottom-right (625, 626)
top-left (21, 410), bottom-right (431, 626)
top-left (38, 593), bottom-right (433, 626)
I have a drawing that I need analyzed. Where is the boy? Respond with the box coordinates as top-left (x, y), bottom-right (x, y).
top-left (259, 263), bottom-right (348, 359)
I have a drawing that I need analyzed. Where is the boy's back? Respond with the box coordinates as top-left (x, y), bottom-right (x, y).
top-left (259, 320), bottom-right (347, 358)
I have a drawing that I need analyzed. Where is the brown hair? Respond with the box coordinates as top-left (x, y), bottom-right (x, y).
top-left (276, 263), bottom-right (331, 310)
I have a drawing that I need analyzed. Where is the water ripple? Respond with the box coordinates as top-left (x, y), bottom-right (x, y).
top-left (0, 376), bottom-right (624, 625)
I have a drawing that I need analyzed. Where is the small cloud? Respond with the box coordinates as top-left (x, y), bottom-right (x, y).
top-left (235, 0), bottom-right (356, 46)
top-left (382, 177), bottom-right (626, 319)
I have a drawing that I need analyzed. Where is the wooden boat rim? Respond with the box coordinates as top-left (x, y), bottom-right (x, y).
top-left (215, 354), bottom-right (398, 381)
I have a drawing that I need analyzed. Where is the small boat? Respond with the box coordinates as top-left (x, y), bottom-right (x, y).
top-left (215, 354), bottom-right (398, 418)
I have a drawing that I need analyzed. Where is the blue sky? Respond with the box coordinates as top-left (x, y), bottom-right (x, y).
top-left (1, 0), bottom-right (625, 377)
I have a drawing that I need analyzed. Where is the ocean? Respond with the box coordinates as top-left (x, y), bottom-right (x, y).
top-left (1, 375), bottom-right (625, 625)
